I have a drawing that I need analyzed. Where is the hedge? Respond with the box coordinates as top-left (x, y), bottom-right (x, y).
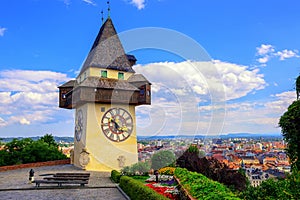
top-left (119, 176), bottom-right (169, 200)
top-left (175, 168), bottom-right (240, 200)
top-left (111, 170), bottom-right (121, 183)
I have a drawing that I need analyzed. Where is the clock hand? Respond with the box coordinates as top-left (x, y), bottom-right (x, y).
top-left (110, 118), bottom-right (120, 130)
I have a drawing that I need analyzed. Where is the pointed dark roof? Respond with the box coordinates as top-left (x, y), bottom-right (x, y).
top-left (79, 18), bottom-right (135, 76)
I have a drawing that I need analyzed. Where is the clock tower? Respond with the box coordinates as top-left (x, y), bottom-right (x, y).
top-left (58, 17), bottom-right (151, 171)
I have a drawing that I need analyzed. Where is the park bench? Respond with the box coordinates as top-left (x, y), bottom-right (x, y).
top-left (34, 173), bottom-right (90, 187)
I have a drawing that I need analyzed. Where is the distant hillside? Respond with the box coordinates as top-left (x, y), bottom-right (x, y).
top-left (137, 133), bottom-right (282, 140)
top-left (0, 136), bottom-right (74, 143)
top-left (1, 133), bottom-right (282, 143)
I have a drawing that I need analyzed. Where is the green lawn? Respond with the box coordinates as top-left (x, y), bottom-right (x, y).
top-left (130, 175), bottom-right (150, 184)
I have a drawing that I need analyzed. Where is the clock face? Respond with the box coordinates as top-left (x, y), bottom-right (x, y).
top-left (101, 108), bottom-right (133, 142)
top-left (75, 109), bottom-right (83, 142)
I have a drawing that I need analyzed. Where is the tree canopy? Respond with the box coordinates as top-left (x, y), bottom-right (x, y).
top-left (0, 134), bottom-right (67, 167)
top-left (279, 100), bottom-right (300, 171)
top-left (151, 150), bottom-right (176, 170)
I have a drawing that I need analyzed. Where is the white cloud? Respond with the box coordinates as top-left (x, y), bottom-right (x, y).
top-left (135, 60), bottom-right (265, 101)
top-left (199, 91), bottom-right (296, 134)
top-left (135, 60), bottom-right (266, 136)
top-left (0, 27), bottom-right (7, 37)
top-left (82, 0), bottom-right (96, 6)
top-left (130, 0), bottom-right (145, 10)
top-left (0, 69), bottom-right (71, 128)
top-left (256, 44), bottom-right (299, 64)
top-left (256, 44), bottom-right (275, 55)
top-left (275, 49), bottom-right (300, 60)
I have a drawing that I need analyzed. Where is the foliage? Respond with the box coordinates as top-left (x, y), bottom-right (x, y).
top-left (119, 176), bottom-right (169, 200)
top-left (240, 171), bottom-right (300, 200)
top-left (187, 144), bottom-right (199, 154)
top-left (158, 167), bottom-right (176, 175)
top-left (279, 100), bottom-right (300, 171)
top-left (39, 134), bottom-right (57, 147)
top-left (151, 150), bottom-right (176, 170)
top-left (121, 161), bottom-right (151, 176)
top-left (176, 148), bottom-right (247, 191)
top-left (296, 75), bottom-right (300, 100)
top-left (111, 170), bottom-right (121, 183)
top-left (174, 167), bottom-right (240, 200)
top-left (0, 135), bottom-right (67, 166)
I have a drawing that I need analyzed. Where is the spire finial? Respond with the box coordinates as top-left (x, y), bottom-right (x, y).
top-left (101, 10), bottom-right (104, 24)
top-left (107, 1), bottom-right (111, 18)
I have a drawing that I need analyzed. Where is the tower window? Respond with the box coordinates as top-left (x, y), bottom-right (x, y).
top-left (101, 70), bottom-right (108, 78)
top-left (118, 72), bottom-right (124, 80)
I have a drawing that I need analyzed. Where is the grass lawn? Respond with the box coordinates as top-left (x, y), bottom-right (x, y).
top-left (131, 175), bottom-right (150, 184)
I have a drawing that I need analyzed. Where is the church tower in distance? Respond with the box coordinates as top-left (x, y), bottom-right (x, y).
top-left (58, 17), bottom-right (151, 171)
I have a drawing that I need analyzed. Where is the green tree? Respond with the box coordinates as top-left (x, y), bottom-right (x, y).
top-left (39, 134), bottom-right (57, 147)
top-left (296, 75), bottom-right (300, 100)
top-left (131, 161), bottom-right (151, 175)
top-left (240, 171), bottom-right (300, 200)
top-left (279, 100), bottom-right (300, 171)
top-left (4, 138), bottom-right (34, 165)
top-left (0, 135), bottom-right (67, 167)
top-left (151, 150), bottom-right (176, 170)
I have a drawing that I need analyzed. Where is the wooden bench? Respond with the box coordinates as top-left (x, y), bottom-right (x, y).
top-left (34, 173), bottom-right (90, 187)
top-left (44, 177), bottom-right (89, 181)
top-left (35, 180), bottom-right (88, 187)
top-left (54, 173), bottom-right (90, 177)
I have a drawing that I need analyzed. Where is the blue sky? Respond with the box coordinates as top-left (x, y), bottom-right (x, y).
top-left (0, 0), bottom-right (300, 137)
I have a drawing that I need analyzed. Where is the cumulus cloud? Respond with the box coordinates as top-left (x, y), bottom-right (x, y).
top-left (256, 44), bottom-right (299, 65)
top-left (134, 60), bottom-right (265, 101)
top-left (275, 49), bottom-right (300, 60)
top-left (130, 0), bottom-right (145, 10)
top-left (0, 69), bottom-right (71, 129)
top-left (199, 91), bottom-right (296, 134)
top-left (256, 44), bottom-right (275, 56)
top-left (0, 27), bottom-right (7, 37)
top-left (135, 60), bottom-right (266, 136)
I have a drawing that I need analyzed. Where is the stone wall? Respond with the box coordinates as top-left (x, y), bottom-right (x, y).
top-left (0, 159), bottom-right (71, 172)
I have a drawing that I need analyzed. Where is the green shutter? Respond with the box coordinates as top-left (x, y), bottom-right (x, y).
top-left (118, 72), bottom-right (124, 80)
top-left (101, 70), bottom-right (107, 78)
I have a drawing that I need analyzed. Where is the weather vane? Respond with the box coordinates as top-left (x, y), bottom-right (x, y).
top-left (107, 1), bottom-right (110, 18)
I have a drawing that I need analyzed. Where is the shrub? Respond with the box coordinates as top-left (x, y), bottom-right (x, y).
top-left (158, 167), bottom-right (176, 175)
top-left (240, 170), bottom-right (300, 200)
top-left (119, 176), bottom-right (169, 200)
top-left (111, 170), bottom-right (121, 183)
top-left (187, 144), bottom-right (199, 154)
top-left (176, 149), bottom-right (247, 191)
top-left (0, 136), bottom-right (67, 166)
top-left (151, 150), bottom-right (176, 170)
top-left (121, 161), bottom-right (151, 176)
top-left (175, 168), bottom-right (240, 200)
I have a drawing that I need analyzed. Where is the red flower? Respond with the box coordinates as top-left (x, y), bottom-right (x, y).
top-left (145, 183), bottom-right (177, 200)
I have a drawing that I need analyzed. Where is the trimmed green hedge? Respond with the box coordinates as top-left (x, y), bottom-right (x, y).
top-left (119, 176), bottom-right (169, 200)
top-left (111, 170), bottom-right (121, 183)
top-left (175, 168), bottom-right (240, 200)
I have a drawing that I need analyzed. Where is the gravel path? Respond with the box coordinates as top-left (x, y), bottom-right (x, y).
top-left (0, 164), bottom-right (127, 200)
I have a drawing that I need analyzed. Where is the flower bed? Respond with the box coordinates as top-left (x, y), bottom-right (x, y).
top-left (145, 182), bottom-right (178, 200)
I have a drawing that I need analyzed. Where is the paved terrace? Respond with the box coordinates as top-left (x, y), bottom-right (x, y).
top-left (0, 164), bottom-right (128, 200)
